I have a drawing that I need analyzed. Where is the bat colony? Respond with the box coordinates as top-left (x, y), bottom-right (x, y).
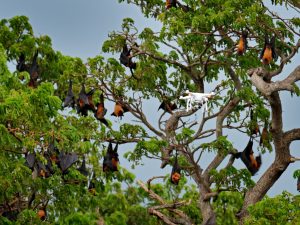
top-left (12, 2), bottom-right (300, 221)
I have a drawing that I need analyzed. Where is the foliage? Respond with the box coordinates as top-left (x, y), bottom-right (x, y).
top-left (0, 0), bottom-right (300, 224)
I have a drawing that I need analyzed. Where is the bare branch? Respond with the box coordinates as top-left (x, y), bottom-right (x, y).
top-left (248, 66), bottom-right (300, 96)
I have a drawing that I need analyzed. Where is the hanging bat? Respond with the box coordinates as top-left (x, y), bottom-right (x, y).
top-left (235, 138), bottom-right (262, 175)
top-left (78, 157), bottom-right (89, 177)
top-left (259, 121), bottom-right (270, 148)
top-left (119, 44), bottom-right (137, 78)
top-left (260, 34), bottom-right (277, 65)
top-left (76, 84), bottom-right (90, 116)
top-left (37, 208), bottom-right (46, 221)
top-left (63, 79), bottom-right (75, 108)
top-left (297, 176), bottom-right (300, 192)
top-left (25, 153), bottom-right (36, 170)
top-left (170, 151), bottom-right (181, 185)
top-left (176, 1), bottom-right (191, 12)
top-left (88, 172), bottom-right (96, 195)
top-left (28, 51), bottom-right (39, 88)
top-left (103, 142), bottom-right (119, 172)
top-left (250, 109), bottom-right (259, 136)
top-left (166, 0), bottom-right (177, 9)
top-left (111, 102), bottom-right (129, 119)
top-left (86, 89), bottom-right (96, 112)
top-left (58, 151), bottom-right (78, 174)
top-left (236, 31), bottom-right (248, 55)
top-left (158, 100), bottom-right (177, 114)
top-left (94, 93), bottom-right (109, 127)
top-left (44, 152), bottom-right (55, 175)
top-left (16, 53), bottom-right (28, 72)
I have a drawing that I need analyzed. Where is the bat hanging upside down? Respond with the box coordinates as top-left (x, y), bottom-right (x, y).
top-left (260, 34), bottom-right (277, 65)
top-left (234, 137), bottom-right (262, 176)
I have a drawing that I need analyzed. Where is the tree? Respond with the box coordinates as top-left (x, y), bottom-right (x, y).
top-left (100, 0), bottom-right (300, 223)
top-left (0, 0), bottom-right (300, 224)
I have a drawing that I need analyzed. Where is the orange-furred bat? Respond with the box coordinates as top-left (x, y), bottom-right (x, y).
top-left (63, 80), bottom-right (75, 108)
top-left (235, 138), bottom-right (262, 175)
top-left (170, 151), bottom-right (181, 185)
top-left (103, 142), bottom-right (119, 172)
top-left (259, 121), bottom-right (269, 147)
top-left (37, 208), bottom-right (46, 221)
top-left (236, 31), bottom-right (248, 55)
top-left (111, 102), bottom-right (129, 119)
top-left (250, 109), bottom-right (259, 136)
top-left (166, 0), bottom-right (177, 9)
top-left (158, 100), bottom-right (177, 114)
top-left (28, 51), bottom-right (39, 88)
top-left (94, 93), bottom-right (109, 127)
top-left (260, 35), bottom-right (277, 65)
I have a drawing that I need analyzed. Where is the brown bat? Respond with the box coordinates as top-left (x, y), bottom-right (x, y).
top-left (166, 0), bottom-right (177, 9)
top-left (170, 151), bottom-right (181, 185)
top-left (260, 121), bottom-right (270, 147)
top-left (250, 109), bottom-right (259, 136)
top-left (103, 142), bottom-right (119, 172)
top-left (260, 34), bottom-right (277, 65)
top-left (236, 31), bottom-right (248, 55)
top-left (235, 138), bottom-right (262, 175)
top-left (94, 93), bottom-right (109, 127)
top-left (111, 102), bottom-right (129, 119)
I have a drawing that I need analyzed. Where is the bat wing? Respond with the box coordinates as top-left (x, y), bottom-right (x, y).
top-left (99, 118), bottom-right (109, 127)
top-left (58, 152), bottom-right (78, 173)
top-left (270, 36), bottom-right (278, 61)
top-left (16, 53), bottom-right (27, 72)
top-left (25, 153), bottom-right (36, 169)
top-left (158, 101), bottom-right (165, 111)
top-left (78, 158), bottom-right (89, 176)
top-left (242, 138), bottom-right (253, 161)
top-left (29, 51), bottom-right (39, 80)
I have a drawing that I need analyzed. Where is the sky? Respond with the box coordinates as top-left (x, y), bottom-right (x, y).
top-left (0, 0), bottom-right (299, 196)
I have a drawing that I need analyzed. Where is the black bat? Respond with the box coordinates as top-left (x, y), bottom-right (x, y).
top-left (119, 44), bottom-right (137, 78)
top-left (158, 100), bottom-right (177, 114)
top-left (94, 93), bottom-right (109, 127)
top-left (76, 84), bottom-right (90, 116)
top-left (78, 157), bottom-right (89, 177)
top-left (297, 176), bottom-right (300, 192)
top-left (103, 142), bottom-right (119, 172)
top-left (86, 89), bottom-right (96, 112)
top-left (28, 51), bottom-right (39, 88)
top-left (170, 151), bottom-right (181, 185)
top-left (58, 151), bottom-right (78, 174)
top-left (63, 79), bottom-right (75, 108)
top-left (88, 172), bottom-right (96, 195)
top-left (260, 34), bottom-right (277, 65)
top-left (16, 53), bottom-right (27, 72)
top-left (235, 138), bottom-right (262, 176)
top-left (25, 153), bottom-right (36, 170)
